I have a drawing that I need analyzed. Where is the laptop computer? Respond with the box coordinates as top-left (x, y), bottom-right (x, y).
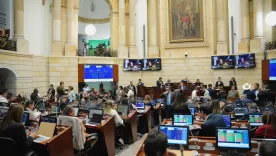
top-left (0, 106), bottom-right (9, 120)
top-left (117, 104), bottom-right (129, 115)
top-left (39, 116), bottom-right (57, 125)
top-left (173, 114), bottom-right (195, 130)
top-left (136, 102), bottom-right (145, 113)
top-left (88, 108), bottom-right (103, 125)
top-left (22, 112), bottom-right (30, 126)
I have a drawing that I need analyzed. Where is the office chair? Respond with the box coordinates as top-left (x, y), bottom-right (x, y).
top-left (0, 137), bottom-right (36, 156)
top-left (57, 116), bottom-right (98, 156)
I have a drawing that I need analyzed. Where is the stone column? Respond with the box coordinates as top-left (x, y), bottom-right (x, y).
top-left (148, 0), bottom-right (159, 57)
top-left (238, 0), bottom-right (250, 53)
top-left (250, 0), bottom-right (264, 52)
top-left (52, 0), bottom-right (62, 56)
top-left (216, 0), bottom-right (228, 55)
top-left (65, 0), bottom-right (76, 56)
top-left (129, 0), bottom-right (138, 58)
top-left (14, 0), bottom-right (29, 53)
top-left (117, 0), bottom-right (128, 58)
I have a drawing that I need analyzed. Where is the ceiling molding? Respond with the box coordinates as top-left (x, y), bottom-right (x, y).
top-left (78, 16), bottom-right (110, 24)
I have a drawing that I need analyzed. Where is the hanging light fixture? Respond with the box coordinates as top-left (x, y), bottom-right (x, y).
top-left (90, 0), bottom-right (95, 12)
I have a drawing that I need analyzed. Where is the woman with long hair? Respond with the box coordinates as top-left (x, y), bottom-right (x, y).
top-left (143, 95), bottom-right (151, 104)
top-left (229, 77), bottom-right (237, 90)
top-left (172, 90), bottom-right (191, 115)
top-left (0, 104), bottom-right (37, 155)
top-left (103, 100), bottom-right (123, 127)
top-left (255, 112), bottom-right (276, 138)
top-left (211, 100), bottom-right (222, 114)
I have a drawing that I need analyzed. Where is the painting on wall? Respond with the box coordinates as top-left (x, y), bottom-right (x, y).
top-left (169, 0), bottom-right (204, 43)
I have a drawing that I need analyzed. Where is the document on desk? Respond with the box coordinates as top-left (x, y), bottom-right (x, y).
top-left (33, 135), bottom-right (51, 143)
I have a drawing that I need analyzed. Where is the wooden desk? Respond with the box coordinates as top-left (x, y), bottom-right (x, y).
top-left (33, 126), bottom-right (73, 156)
top-left (120, 110), bottom-right (138, 143)
top-left (85, 116), bottom-right (115, 156)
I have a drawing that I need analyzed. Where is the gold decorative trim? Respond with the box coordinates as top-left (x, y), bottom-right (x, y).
top-left (78, 16), bottom-right (110, 24)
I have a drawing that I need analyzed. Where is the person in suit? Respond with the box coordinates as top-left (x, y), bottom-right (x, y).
top-left (227, 86), bottom-right (240, 100)
top-left (57, 81), bottom-right (67, 103)
top-left (178, 81), bottom-right (186, 90)
top-left (229, 77), bottom-right (237, 90)
top-left (198, 104), bottom-right (226, 137)
top-left (207, 84), bottom-right (215, 99)
top-left (0, 104), bottom-right (37, 156)
top-left (217, 87), bottom-right (227, 100)
top-left (182, 76), bottom-right (189, 83)
top-left (128, 81), bottom-right (137, 99)
top-left (137, 79), bottom-right (144, 86)
top-left (156, 77), bottom-right (164, 89)
top-left (242, 83), bottom-right (256, 101)
top-left (30, 88), bottom-right (40, 105)
top-left (160, 86), bottom-right (175, 119)
top-left (252, 83), bottom-right (260, 104)
top-left (258, 85), bottom-right (276, 106)
top-left (194, 79), bottom-right (202, 88)
top-left (215, 77), bottom-right (224, 88)
top-left (47, 84), bottom-right (55, 99)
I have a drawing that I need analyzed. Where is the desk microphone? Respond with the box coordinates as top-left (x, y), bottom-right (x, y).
top-left (180, 144), bottom-right (184, 156)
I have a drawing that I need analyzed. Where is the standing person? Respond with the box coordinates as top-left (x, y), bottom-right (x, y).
top-left (229, 77), bottom-right (237, 90)
top-left (207, 84), bottom-right (215, 99)
top-left (252, 83), bottom-right (260, 104)
top-left (47, 84), bottom-right (55, 99)
top-left (242, 83), bottom-right (256, 101)
top-left (215, 77), bottom-right (224, 88)
top-left (0, 89), bottom-right (8, 103)
top-left (137, 79), bottom-right (144, 86)
top-left (182, 76), bottom-right (189, 83)
top-left (160, 86), bottom-right (175, 118)
top-left (178, 81), bottom-right (186, 90)
top-left (258, 85), bottom-right (276, 106)
top-left (67, 86), bottom-right (76, 103)
top-left (57, 81), bottom-right (67, 103)
top-left (30, 88), bottom-right (40, 105)
top-left (115, 86), bottom-right (124, 102)
top-left (156, 77), bottom-right (164, 89)
top-left (99, 82), bottom-right (104, 92)
top-left (81, 42), bottom-right (88, 56)
top-left (128, 81), bottom-right (137, 99)
top-left (0, 104), bottom-right (37, 156)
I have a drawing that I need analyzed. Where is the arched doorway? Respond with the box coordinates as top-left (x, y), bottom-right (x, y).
top-left (0, 67), bottom-right (18, 95)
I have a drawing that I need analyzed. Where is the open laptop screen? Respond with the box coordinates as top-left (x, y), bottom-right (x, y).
top-left (136, 102), bottom-right (145, 110)
top-left (88, 109), bottom-right (103, 119)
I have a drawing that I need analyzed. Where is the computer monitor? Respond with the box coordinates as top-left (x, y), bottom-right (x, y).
top-left (0, 106), bottom-right (8, 119)
top-left (261, 106), bottom-right (275, 114)
top-left (159, 125), bottom-right (189, 146)
top-left (234, 107), bottom-right (248, 116)
top-left (22, 112), bottom-right (29, 126)
top-left (117, 104), bottom-right (129, 115)
top-left (222, 115), bottom-right (231, 127)
top-left (135, 102), bottom-right (145, 110)
top-left (249, 114), bottom-right (263, 126)
top-left (88, 108), bottom-right (103, 119)
top-left (73, 107), bottom-right (79, 117)
top-left (216, 128), bottom-right (251, 150)
top-left (189, 107), bottom-right (195, 115)
top-left (173, 114), bottom-right (193, 126)
top-left (39, 116), bottom-right (57, 125)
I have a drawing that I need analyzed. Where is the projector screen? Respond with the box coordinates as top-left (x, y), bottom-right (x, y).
top-left (84, 64), bottom-right (113, 82)
top-left (269, 59), bottom-right (276, 80)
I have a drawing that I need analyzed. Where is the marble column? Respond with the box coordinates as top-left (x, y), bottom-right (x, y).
top-left (117, 0), bottom-right (128, 58)
top-left (65, 0), bottom-right (76, 56)
top-left (129, 0), bottom-right (138, 58)
top-left (238, 0), bottom-right (250, 53)
top-left (148, 0), bottom-right (159, 57)
top-left (250, 0), bottom-right (264, 52)
top-left (52, 0), bottom-right (62, 56)
top-left (216, 0), bottom-right (228, 55)
top-left (14, 0), bottom-right (29, 53)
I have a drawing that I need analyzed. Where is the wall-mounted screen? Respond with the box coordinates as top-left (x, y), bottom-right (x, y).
top-left (211, 56), bottom-right (235, 69)
top-left (235, 54), bottom-right (256, 68)
top-left (84, 64), bottom-right (113, 82)
top-left (269, 59), bottom-right (276, 80)
top-left (142, 58), bottom-right (162, 71)
top-left (123, 59), bottom-right (142, 71)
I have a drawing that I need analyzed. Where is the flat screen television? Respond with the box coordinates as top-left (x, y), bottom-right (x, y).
top-left (84, 64), bottom-right (113, 82)
top-left (235, 53), bottom-right (256, 68)
top-left (211, 55), bottom-right (234, 69)
top-left (269, 59), bottom-right (276, 80)
top-left (142, 58), bottom-right (162, 71)
top-left (123, 59), bottom-right (142, 71)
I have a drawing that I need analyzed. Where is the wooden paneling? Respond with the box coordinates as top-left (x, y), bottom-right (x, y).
top-left (113, 64), bottom-right (118, 82)
top-left (78, 64), bottom-right (84, 82)
top-left (262, 60), bottom-right (269, 80)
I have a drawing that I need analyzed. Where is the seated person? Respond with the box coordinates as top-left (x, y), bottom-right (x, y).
top-left (240, 94), bottom-right (253, 104)
top-left (198, 104), bottom-right (226, 136)
top-left (103, 100), bottom-right (124, 127)
top-left (63, 106), bottom-right (86, 136)
top-left (227, 86), bottom-right (240, 100)
top-left (0, 104), bottom-right (37, 155)
top-left (143, 95), bottom-right (158, 127)
top-left (83, 96), bottom-right (99, 111)
top-left (219, 100), bottom-right (226, 112)
top-left (239, 103), bottom-right (261, 120)
top-left (255, 112), bottom-right (276, 138)
top-left (193, 79), bottom-right (202, 87)
top-left (211, 100), bottom-right (222, 114)
top-left (222, 104), bottom-right (234, 114)
top-left (191, 86), bottom-right (200, 101)
top-left (259, 141), bottom-right (276, 156)
top-left (0, 89), bottom-right (8, 103)
top-left (144, 130), bottom-right (176, 156)
top-left (172, 91), bottom-right (191, 115)
top-left (83, 84), bottom-right (90, 92)
top-left (24, 100), bottom-right (40, 122)
top-left (217, 87), bottom-right (227, 100)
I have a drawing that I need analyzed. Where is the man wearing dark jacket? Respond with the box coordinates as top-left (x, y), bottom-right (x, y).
top-left (198, 104), bottom-right (226, 137)
top-left (160, 86), bottom-right (175, 119)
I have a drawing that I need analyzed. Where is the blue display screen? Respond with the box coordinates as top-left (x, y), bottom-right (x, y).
top-left (84, 64), bottom-right (113, 82)
top-left (270, 59), bottom-right (276, 80)
top-left (173, 115), bottom-right (193, 126)
top-left (217, 129), bottom-right (250, 149)
top-left (136, 102), bottom-right (145, 109)
top-left (189, 107), bottom-right (195, 115)
top-left (22, 113), bottom-right (29, 125)
top-left (159, 125), bottom-right (188, 145)
top-left (222, 115), bottom-right (231, 127)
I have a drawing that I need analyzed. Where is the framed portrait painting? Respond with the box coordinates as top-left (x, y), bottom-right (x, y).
top-left (169, 0), bottom-right (204, 43)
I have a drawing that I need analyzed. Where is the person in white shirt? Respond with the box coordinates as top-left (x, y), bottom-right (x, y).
top-left (83, 84), bottom-right (90, 92)
top-left (191, 86), bottom-right (200, 101)
top-left (103, 100), bottom-right (124, 127)
top-left (68, 86), bottom-right (76, 103)
top-left (202, 86), bottom-right (211, 100)
top-left (24, 100), bottom-right (40, 121)
top-left (0, 90), bottom-right (8, 103)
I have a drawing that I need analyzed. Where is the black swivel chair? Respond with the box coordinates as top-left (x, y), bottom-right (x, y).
top-left (0, 137), bottom-right (36, 156)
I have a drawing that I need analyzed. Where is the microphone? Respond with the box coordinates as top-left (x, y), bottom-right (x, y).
top-left (180, 144), bottom-right (184, 156)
